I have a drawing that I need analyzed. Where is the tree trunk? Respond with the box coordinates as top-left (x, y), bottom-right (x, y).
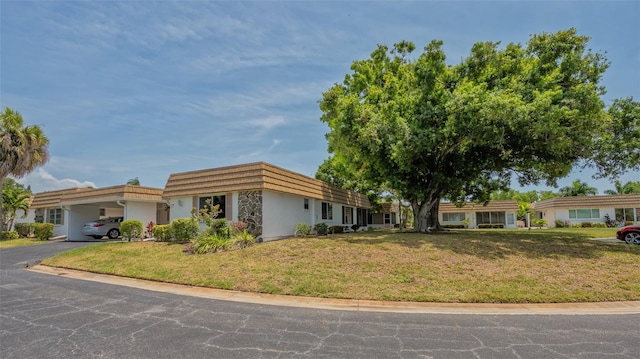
top-left (411, 195), bottom-right (443, 232)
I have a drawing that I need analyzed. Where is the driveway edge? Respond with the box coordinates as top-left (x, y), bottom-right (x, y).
top-left (29, 265), bottom-right (640, 315)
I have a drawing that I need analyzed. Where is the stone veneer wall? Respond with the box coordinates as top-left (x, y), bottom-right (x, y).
top-left (238, 191), bottom-right (263, 240)
top-left (34, 208), bottom-right (45, 223)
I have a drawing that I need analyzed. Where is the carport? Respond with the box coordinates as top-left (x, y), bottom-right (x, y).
top-left (23, 185), bottom-right (168, 241)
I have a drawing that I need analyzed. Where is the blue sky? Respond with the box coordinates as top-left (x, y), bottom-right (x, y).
top-left (2, 1), bottom-right (639, 195)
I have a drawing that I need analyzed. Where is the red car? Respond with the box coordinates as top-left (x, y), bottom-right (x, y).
top-left (616, 225), bottom-right (640, 245)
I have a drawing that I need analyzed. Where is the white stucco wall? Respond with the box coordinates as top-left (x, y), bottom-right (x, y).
top-left (312, 199), bottom-right (339, 227)
top-left (126, 201), bottom-right (158, 227)
top-left (12, 209), bottom-right (35, 229)
top-left (549, 207), bottom-right (615, 227)
top-left (262, 191), bottom-right (315, 241)
top-left (101, 207), bottom-right (124, 219)
top-left (67, 205), bottom-right (101, 241)
top-left (167, 196), bottom-right (194, 222)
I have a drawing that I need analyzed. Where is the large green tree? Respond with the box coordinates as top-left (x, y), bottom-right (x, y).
top-left (1, 107), bottom-right (49, 230)
top-left (319, 29), bottom-right (626, 232)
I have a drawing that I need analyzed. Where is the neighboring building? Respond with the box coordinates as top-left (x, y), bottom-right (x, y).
top-left (533, 194), bottom-right (640, 228)
top-left (368, 202), bottom-right (399, 228)
top-left (439, 200), bottom-right (520, 229)
top-left (163, 162), bottom-right (371, 241)
top-left (14, 185), bottom-right (166, 240)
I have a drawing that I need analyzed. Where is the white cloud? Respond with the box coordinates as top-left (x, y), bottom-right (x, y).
top-left (248, 116), bottom-right (286, 129)
top-left (15, 168), bottom-right (97, 193)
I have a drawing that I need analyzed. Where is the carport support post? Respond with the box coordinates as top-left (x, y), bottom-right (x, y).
top-left (117, 200), bottom-right (126, 221)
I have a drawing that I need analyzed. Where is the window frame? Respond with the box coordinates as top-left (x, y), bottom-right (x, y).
top-left (321, 202), bottom-right (333, 220)
top-left (569, 209), bottom-right (600, 219)
top-left (48, 208), bottom-right (63, 225)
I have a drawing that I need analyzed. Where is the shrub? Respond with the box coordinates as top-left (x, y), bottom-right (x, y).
top-left (14, 223), bottom-right (36, 237)
top-left (208, 219), bottom-right (232, 239)
top-left (229, 229), bottom-right (255, 249)
top-left (625, 221), bottom-right (634, 226)
top-left (572, 223), bottom-right (582, 228)
top-left (295, 222), bottom-right (311, 237)
top-left (145, 221), bottom-right (155, 238)
top-left (1, 231), bottom-right (19, 240)
top-left (592, 222), bottom-right (606, 228)
top-left (581, 221), bottom-right (592, 228)
top-left (172, 218), bottom-right (199, 242)
top-left (532, 219), bottom-right (547, 229)
top-left (554, 220), bottom-right (565, 228)
top-left (330, 225), bottom-right (344, 234)
top-left (230, 221), bottom-right (249, 234)
top-left (191, 234), bottom-right (229, 254)
top-left (314, 222), bottom-right (329, 236)
top-left (153, 224), bottom-right (174, 242)
top-left (120, 220), bottom-right (143, 241)
top-left (442, 224), bottom-right (465, 229)
top-left (34, 223), bottom-right (54, 240)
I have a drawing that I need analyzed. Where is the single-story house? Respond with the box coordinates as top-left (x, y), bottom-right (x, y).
top-left (162, 162), bottom-right (371, 241)
top-left (15, 185), bottom-right (167, 240)
top-left (532, 194), bottom-right (640, 227)
top-left (368, 202), bottom-right (399, 228)
top-left (438, 200), bottom-right (520, 228)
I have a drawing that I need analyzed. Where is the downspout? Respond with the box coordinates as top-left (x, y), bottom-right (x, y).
top-left (117, 200), bottom-right (126, 220)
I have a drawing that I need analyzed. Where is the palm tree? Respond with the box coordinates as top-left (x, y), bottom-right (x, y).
top-left (1, 179), bottom-right (32, 230)
top-left (1, 107), bottom-right (49, 230)
top-left (604, 180), bottom-right (640, 195)
top-left (558, 180), bottom-right (598, 197)
top-left (127, 177), bottom-right (141, 186)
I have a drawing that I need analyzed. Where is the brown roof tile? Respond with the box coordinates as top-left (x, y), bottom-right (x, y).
top-left (533, 194), bottom-right (640, 210)
top-left (29, 185), bottom-right (164, 208)
top-left (163, 162), bottom-right (370, 208)
top-left (439, 200), bottom-right (519, 212)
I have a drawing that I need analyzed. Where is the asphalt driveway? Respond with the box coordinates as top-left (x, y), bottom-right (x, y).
top-left (1, 242), bottom-right (639, 358)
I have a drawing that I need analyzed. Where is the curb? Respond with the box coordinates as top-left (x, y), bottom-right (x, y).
top-left (29, 265), bottom-right (640, 315)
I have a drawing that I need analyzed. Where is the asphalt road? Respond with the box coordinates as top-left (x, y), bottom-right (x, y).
top-left (1, 241), bottom-right (639, 359)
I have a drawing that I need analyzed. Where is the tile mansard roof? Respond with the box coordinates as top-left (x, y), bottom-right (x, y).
top-left (439, 200), bottom-right (519, 212)
top-left (163, 162), bottom-right (371, 208)
top-left (533, 194), bottom-right (640, 210)
top-left (29, 185), bottom-right (164, 208)
top-left (29, 188), bottom-right (93, 209)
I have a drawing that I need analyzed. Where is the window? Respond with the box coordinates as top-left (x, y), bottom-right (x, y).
top-left (48, 208), bottom-right (62, 225)
top-left (507, 213), bottom-right (515, 225)
top-left (343, 206), bottom-right (353, 224)
top-left (384, 213), bottom-right (391, 224)
top-left (442, 212), bottom-right (465, 222)
top-left (568, 209), bottom-right (599, 219)
top-left (322, 202), bottom-right (333, 220)
top-left (615, 208), bottom-right (638, 222)
top-left (303, 198), bottom-right (309, 210)
top-left (99, 208), bottom-right (105, 216)
top-left (199, 195), bottom-right (226, 219)
top-left (477, 211), bottom-right (505, 225)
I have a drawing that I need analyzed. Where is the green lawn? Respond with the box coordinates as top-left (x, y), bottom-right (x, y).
top-left (0, 237), bottom-right (52, 249)
top-left (41, 228), bottom-right (640, 303)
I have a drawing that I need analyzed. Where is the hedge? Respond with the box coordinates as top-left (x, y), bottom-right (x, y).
top-left (120, 220), bottom-right (143, 241)
top-left (478, 224), bottom-right (505, 229)
top-left (14, 223), bottom-right (36, 237)
top-left (1, 231), bottom-right (19, 240)
top-left (34, 223), bottom-right (54, 240)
